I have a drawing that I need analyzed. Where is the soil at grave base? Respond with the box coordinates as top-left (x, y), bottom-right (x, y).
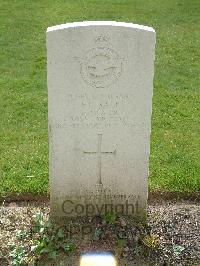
top-left (0, 200), bottom-right (200, 266)
top-left (0, 191), bottom-right (199, 204)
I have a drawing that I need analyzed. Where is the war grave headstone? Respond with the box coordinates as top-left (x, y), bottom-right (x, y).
top-left (46, 21), bottom-right (156, 219)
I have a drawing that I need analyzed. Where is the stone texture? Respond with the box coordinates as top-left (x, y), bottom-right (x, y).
top-left (46, 21), bottom-right (156, 218)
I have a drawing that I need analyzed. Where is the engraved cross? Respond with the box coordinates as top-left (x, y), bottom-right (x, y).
top-left (83, 134), bottom-right (116, 185)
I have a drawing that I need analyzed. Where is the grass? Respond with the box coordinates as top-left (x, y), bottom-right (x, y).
top-left (0, 0), bottom-right (199, 195)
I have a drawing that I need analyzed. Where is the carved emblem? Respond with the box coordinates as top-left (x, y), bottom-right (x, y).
top-left (78, 36), bottom-right (123, 88)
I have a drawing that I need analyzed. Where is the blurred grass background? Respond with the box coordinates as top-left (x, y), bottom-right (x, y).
top-left (0, 0), bottom-right (199, 195)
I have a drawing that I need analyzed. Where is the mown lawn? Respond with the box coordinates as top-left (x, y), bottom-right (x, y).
top-left (0, 0), bottom-right (199, 195)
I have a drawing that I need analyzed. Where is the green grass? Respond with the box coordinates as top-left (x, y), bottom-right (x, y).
top-left (0, 0), bottom-right (199, 195)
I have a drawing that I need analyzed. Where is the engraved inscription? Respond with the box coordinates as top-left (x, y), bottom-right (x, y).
top-left (78, 36), bottom-right (123, 88)
top-left (51, 92), bottom-right (146, 130)
top-left (83, 134), bottom-right (116, 185)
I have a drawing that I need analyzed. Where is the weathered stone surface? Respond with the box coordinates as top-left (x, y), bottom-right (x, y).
top-left (47, 21), bottom-right (156, 218)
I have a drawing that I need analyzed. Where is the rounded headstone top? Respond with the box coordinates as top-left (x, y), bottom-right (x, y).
top-left (47, 21), bottom-right (155, 33)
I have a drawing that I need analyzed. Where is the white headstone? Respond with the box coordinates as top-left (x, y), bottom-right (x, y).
top-left (47, 21), bottom-right (156, 219)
